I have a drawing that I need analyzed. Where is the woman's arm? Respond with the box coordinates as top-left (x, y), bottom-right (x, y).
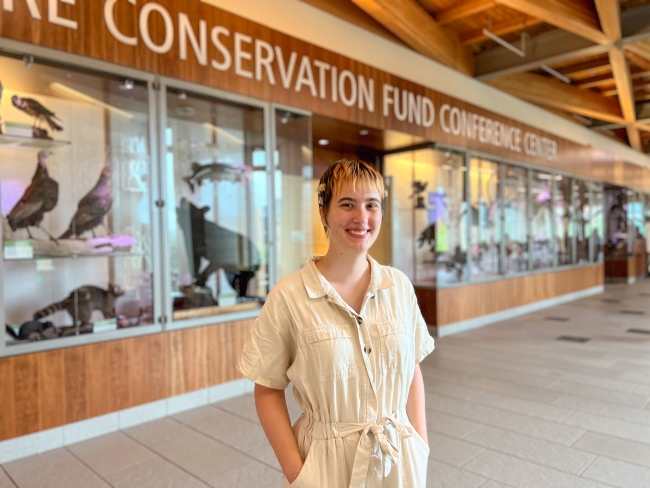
top-left (406, 363), bottom-right (428, 444)
top-left (254, 383), bottom-right (304, 483)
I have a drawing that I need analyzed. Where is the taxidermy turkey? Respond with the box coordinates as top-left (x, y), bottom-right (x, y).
top-left (59, 167), bottom-right (113, 239)
top-left (11, 94), bottom-right (64, 132)
top-left (6, 150), bottom-right (59, 240)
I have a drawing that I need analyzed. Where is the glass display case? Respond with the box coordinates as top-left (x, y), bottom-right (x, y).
top-left (274, 108), bottom-right (313, 281)
top-left (163, 87), bottom-right (268, 321)
top-left (554, 175), bottom-right (574, 266)
top-left (531, 171), bottom-right (554, 270)
top-left (1, 54), bottom-right (155, 346)
top-left (574, 179), bottom-right (590, 264)
top-left (588, 181), bottom-right (604, 263)
top-left (384, 147), bottom-right (467, 286)
top-left (502, 165), bottom-right (529, 274)
top-left (469, 157), bottom-right (501, 279)
top-left (604, 185), bottom-right (628, 259)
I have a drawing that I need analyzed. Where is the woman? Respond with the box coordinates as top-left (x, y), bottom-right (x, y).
top-left (239, 160), bottom-right (435, 487)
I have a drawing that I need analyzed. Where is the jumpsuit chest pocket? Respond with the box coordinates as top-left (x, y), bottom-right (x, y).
top-left (304, 326), bottom-right (356, 382)
top-left (377, 321), bottom-right (414, 373)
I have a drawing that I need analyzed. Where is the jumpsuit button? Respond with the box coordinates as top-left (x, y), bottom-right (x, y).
top-left (364, 346), bottom-right (372, 354)
top-left (356, 316), bottom-right (362, 324)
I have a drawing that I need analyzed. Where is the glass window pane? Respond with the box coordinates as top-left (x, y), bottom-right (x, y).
top-left (469, 158), bottom-right (500, 279)
top-left (1, 55), bottom-right (153, 346)
top-left (384, 148), bottom-right (467, 286)
top-left (503, 165), bottom-right (529, 274)
top-left (589, 182), bottom-right (604, 263)
top-left (275, 110), bottom-right (313, 280)
top-left (554, 175), bottom-right (574, 266)
top-left (575, 180), bottom-right (590, 264)
top-left (165, 88), bottom-right (266, 321)
top-left (531, 170), bottom-right (554, 270)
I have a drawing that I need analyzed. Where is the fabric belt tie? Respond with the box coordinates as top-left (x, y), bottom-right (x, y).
top-left (333, 413), bottom-right (414, 488)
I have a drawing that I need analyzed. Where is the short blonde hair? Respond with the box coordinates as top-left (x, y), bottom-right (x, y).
top-left (317, 160), bottom-right (386, 235)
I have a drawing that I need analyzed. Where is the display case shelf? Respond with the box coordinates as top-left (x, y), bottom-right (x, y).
top-left (0, 133), bottom-right (71, 149)
top-left (3, 250), bottom-right (147, 262)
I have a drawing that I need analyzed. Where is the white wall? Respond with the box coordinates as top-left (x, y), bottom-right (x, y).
top-left (203, 0), bottom-right (650, 169)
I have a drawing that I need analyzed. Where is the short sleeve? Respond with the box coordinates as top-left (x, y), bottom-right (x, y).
top-left (238, 287), bottom-right (295, 390)
top-left (411, 286), bottom-right (435, 363)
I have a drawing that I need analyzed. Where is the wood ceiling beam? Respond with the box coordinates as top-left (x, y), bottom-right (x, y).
top-left (594, 0), bottom-right (621, 43)
top-left (485, 72), bottom-right (625, 124)
top-left (560, 58), bottom-right (611, 79)
top-left (576, 70), bottom-right (650, 89)
top-left (599, 78), bottom-right (650, 96)
top-left (352, 0), bottom-right (474, 75)
top-left (495, 0), bottom-right (609, 45)
top-left (436, 0), bottom-right (496, 24)
top-left (460, 15), bottom-right (542, 45)
top-left (625, 43), bottom-right (650, 69)
top-left (608, 48), bottom-right (642, 151)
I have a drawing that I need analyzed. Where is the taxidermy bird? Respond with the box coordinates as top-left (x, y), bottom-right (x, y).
top-left (59, 167), bottom-right (113, 239)
top-left (6, 150), bottom-right (59, 241)
top-left (11, 94), bottom-right (64, 131)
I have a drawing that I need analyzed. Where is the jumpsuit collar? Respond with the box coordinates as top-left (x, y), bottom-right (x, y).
top-left (301, 255), bottom-right (395, 299)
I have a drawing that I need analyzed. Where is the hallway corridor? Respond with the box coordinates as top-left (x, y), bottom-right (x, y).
top-left (2, 282), bottom-right (650, 488)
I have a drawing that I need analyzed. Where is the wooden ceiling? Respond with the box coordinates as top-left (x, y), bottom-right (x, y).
top-left (300, 0), bottom-right (650, 154)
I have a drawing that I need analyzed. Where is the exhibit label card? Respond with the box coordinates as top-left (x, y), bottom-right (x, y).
top-left (93, 318), bottom-right (118, 333)
top-left (4, 240), bottom-right (34, 260)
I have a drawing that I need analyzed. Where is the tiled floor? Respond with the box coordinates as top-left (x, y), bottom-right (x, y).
top-left (3, 281), bottom-right (650, 488)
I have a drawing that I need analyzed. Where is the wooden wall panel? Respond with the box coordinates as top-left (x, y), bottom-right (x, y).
top-left (437, 265), bottom-right (604, 326)
top-left (0, 318), bottom-right (254, 442)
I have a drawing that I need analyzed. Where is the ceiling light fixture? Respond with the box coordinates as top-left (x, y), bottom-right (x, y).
top-left (50, 82), bottom-right (133, 119)
top-left (318, 139), bottom-right (329, 146)
top-left (359, 129), bottom-right (369, 136)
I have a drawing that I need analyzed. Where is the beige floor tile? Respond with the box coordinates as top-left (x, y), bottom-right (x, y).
top-left (548, 380), bottom-right (650, 408)
top-left (573, 432), bottom-right (650, 468)
top-left (427, 412), bottom-right (483, 439)
top-left (621, 371), bottom-right (650, 385)
top-left (425, 379), bottom-right (484, 401)
top-left (463, 450), bottom-right (611, 488)
top-left (151, 430), bottom-right (256, 485)
top-left (427, 432), bottom-right (484, 467)
top-left (470, 391), bottom-right (574, 422)
top-left (247, 443), bottom-right (281, 470)
top-left (465, 377), bottom-right (565, 404)
top-left (3, 449), bottom-right (109, 488)
top-left (67, 431), bottom-right (157, 477)
top-left (473, 407), bottom-right (585, 446)
top-left (105, 457), bottom-right (208, 488)
top-left (464, 426), bottom-right (595, 474)
top-left (124, 418), bottom-right (195, 447)
top-left (209, 461), bottom-right (284, 488)
top-left (634, 384), bottom-right (650, 396)
top-left (555, 395), bottom-right (650, 426)
top-left (425, 459), bottom-right (486, 488)
top-left (564, 411), bottom-right (650, 445)
top-left (426, 393), bottom-right (486, 419)
top-left (0, 468), bottom-right (16, 488)
top-left (582, 456), bottom-right (650, 488)
top-left (545, 371), bottom-right (639, 392)
top-left (175, 408), bottom-right (269, 452)
top-left (479, 482), bottom-right (515, 488)
top-left (214, 394), bottom-right (259, 423)
top-left (172, 405), bottom-right (221, 424)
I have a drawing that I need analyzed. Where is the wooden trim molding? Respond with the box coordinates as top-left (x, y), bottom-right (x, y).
top-left (0, 319), bottom-right (253, 442)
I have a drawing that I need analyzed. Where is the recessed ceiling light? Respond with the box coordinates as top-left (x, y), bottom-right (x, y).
top-left (318, 139), bottom-right (329, 146)
top-left (359, 129), bottom-right (369, 136)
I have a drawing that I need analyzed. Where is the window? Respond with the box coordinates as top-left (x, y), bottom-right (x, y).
top-left (1, 55), bottom-right (154, 346)
top-left (469, 158), bottom-right (501, 279)
top-left (384, 147), bottom-right (467, 285)
top-left (274, 109), bottom-right (313, 280)
top-left (164, 88), bottom-right (267, 321)
top-left (531, 171), bottom-right (554, 269)
top-left (554, 175), bottom-right (574, 266)
top-left (503, 165), bottom-right (529, 274)
top-left (574, 179), bottom-right (590, 264)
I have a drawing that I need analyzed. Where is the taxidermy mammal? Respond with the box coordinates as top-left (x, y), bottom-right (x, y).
top-left (5, 320), bottom-right (60, 341)
top-left (33, 284), bottom-right (124, 326)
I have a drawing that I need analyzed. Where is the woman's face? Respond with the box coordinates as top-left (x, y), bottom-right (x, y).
top-left (321, 181), bottom-right (383, 254)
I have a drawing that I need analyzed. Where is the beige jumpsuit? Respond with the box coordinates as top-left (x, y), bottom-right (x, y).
top-left (238, 257), bottom-right (435, 487)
